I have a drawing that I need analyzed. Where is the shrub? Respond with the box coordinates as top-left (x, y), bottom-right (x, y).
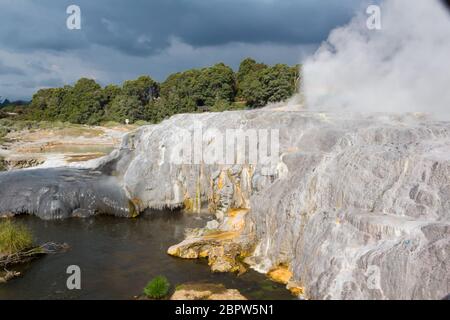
top-left (0, 220), bottom-right (33, 255)
top-left (143, 276), bottom-right (170, 299)
top-left (0, 156), bottom-right (5, 171)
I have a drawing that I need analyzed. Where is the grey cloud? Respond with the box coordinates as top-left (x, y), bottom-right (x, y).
top-left (26, 61), bottom-right (53, 74)
top-left (0, 0), bottom-right (366, 100)
top-left (0, 61), bottom-right (24, 75)
top-left (19, 78), bottom-right (63, 89)
top-left (0, 0), bottom-right (364, 56)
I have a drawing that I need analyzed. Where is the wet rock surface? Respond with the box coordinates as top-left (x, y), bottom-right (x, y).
top-left (0, 168), bottom-right (133, 219)
top-left (0, 157), bottom-right (45, 170)
top-left (167, 209), bottom-right (249, 274)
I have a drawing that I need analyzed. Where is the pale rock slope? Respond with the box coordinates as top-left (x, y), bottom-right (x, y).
top-left (116, 108), bottom-right (450, 300)
top-left (1, 107), bottom-right (449, 299)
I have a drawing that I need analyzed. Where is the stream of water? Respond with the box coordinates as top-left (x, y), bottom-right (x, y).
top-left (0, 211), bottom-right (293, 300)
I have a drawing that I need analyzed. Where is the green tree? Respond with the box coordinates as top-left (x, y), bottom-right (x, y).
top-left (236, 58), bottom-right (267, 90)
top-left (122, 75), bottom-right (159, 105)
top-left (196, 63), bottom-right (235, 106)
top-left (23, 59), bottom-right (300, 125)
top-left (101, 84), bottom-right (122, 105)
top-left (147, 95), bottom-right (197, 123)
top-left (160, 63), bottom-right (235, 112)
top-left (29, 87), bottom-right (69, 121)
top-left (105, 95), bottom-right (144, 123)
top-left (57, 78), bottom-right (104, 124)
top-left (160, 70), bottom-right (201, 102)
top-left (263, 64), bottom-right (298, 104)
top-left (159, 69), bottom-right (201, 118)
top-left (239, 63), bottom-right (299, 108)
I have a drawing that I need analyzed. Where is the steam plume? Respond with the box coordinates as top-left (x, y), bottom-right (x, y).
top-left (302, 0), bottom-right (450, 118)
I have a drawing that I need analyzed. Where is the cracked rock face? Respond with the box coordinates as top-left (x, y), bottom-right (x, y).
top-left (120, 109), bottom-right (449, 300)
top-left (244, 111), bottom-right (450, 300)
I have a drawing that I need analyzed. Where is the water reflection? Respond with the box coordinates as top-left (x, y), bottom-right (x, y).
top-left (0, 211), bottom-right (293, 300)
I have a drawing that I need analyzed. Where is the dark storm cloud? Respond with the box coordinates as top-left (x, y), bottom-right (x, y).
top-left (0, 0), bottom-right (364, 56)
top-left (0, 0), bottom-right (367, 100)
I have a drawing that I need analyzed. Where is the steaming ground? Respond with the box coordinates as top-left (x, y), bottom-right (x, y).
top-left (302, 0), bottom-right (450, 119)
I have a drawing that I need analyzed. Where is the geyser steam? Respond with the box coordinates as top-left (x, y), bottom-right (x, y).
top-left (302, 0), bottom-right (450, 117)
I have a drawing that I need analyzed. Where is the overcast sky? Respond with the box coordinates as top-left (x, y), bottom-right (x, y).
top-left (0, 0), bottom-right (367, 100)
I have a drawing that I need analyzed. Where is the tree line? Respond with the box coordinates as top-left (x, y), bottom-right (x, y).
top-left (4, 58), bottom-right (300, 125)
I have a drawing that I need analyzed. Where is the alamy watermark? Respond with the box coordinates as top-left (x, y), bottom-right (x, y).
top-left (168, 121), bottom-right (280, 169)
top-left (66, 5), bottom-right (81, 30)
top-left (66, 4), bottom-right (381, 32)
top-left (366, 5), bottom-right (382, 30)
top-left (66, 265), bottom-right (81, 290)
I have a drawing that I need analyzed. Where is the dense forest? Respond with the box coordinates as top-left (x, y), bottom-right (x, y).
top-left (1, 58), bottom-right (300, 125)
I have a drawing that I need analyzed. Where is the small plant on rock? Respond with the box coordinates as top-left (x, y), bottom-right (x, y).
top-left (143, 275), bottom-right (170, 299)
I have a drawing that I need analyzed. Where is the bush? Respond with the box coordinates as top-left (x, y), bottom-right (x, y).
top-left (0, 156), bottom-right (6, 171)
top-left (143, 276), bottom-right (170, 299)
top-left (0, 220), bottom-right (33, 255)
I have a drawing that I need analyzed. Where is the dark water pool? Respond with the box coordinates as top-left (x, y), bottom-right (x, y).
top-left (0, 211), bottom-right (293, 300)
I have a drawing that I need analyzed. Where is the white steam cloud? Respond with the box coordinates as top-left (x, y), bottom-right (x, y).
top-left (302, 0), bottom-right (450, 118)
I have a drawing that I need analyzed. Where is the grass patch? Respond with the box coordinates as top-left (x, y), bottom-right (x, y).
top-left (133, 120), bottom-right (151, 126)
top-left (175, 284), bottom-right (185, 291)
top-left (0, 119), bottom-right (104, 142)
top-left (55, 126), bottom-right (103, 137)
top-left (143, 275), bottom-right (170, 299)
top-left (0, 220), bottom-right (33, 255)
top-left (100, 121), bottom-right (121, 128)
